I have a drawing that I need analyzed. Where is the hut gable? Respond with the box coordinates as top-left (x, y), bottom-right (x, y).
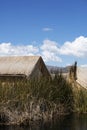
top-left (0, 56), bottom-right (50, 79)
top-left (30, 56), bottom-right (51, 78)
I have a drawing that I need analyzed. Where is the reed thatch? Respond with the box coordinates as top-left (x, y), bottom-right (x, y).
top-left (0, 56), bottom-right (50, 79)
top-left (77, 67), bottom-right (87, 88)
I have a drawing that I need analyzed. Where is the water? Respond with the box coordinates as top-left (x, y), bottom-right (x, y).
top-left (0, 114), bottom-right (87, 130)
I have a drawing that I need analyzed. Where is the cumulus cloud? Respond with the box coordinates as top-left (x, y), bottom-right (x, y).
top-left (42, 27), bottom-right (53, 31)
top-left (80, 64), bottom-right (87, 67)
top-left (0, 42), bottom-right (39, 56)
top-left (40, 39), bottom-right (62, 62)
top-left (41, 39), bottom-right (59, 52)
top-left (60, 36), bottom-right (87, 57)
top-left (41, 51), bottom-right (62, 62)
top-left (40, 36), bottom-right (87, 63)
top-left (0, 40), bottom-right (62, 63)
top-left (0, 36), bottom-right (87, 64)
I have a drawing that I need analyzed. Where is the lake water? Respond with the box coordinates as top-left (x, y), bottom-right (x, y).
top-left (0, 114), bottom-right (87, 130)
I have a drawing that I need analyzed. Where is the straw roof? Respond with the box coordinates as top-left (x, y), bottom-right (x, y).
top-left (77, 67), bottom-right (87, 88)
top-left (0, 56), bottom-right (43, 77)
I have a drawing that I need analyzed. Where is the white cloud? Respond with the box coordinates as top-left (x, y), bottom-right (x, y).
top-left (41, 39), bottom-right (59, 52)
top-left (40, 36), bottom-right (87, 63)
top-left (40, 39), bottom-right (62, 62)
top-left (60, 36), bottom-right (87, 57)
top-left (42, 28), bottom-right (53, 31)
top-left (0, 42), bottom-right (39, 56)
top-left (80, 64), bottom-right (87, 67)
top-left (0, 43), bottom-right (12, 55)
top-left (0, 36), bottom-right (87, 64)
top-left (42, 51), bottom-right (62, 62)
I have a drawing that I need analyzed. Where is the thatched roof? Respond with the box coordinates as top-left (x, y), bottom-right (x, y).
top-left (77, 67), bottom-right (87, 88)
top-left (0, 56), bottom-right (43, 77)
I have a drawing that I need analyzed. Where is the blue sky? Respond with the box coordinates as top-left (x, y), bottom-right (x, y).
top-left (0, 0), bottom-right (87, 66)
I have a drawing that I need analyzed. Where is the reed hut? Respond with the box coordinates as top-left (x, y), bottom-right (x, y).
top-left (0, 56), bottom-right (50, 81)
